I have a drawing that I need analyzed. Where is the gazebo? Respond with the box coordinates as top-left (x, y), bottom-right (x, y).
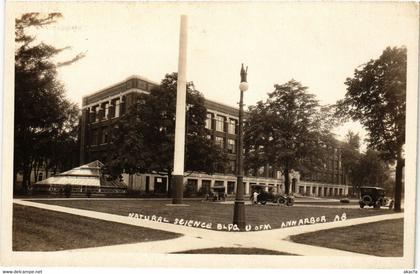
top-left (32, 160), bottom-right (127, 197)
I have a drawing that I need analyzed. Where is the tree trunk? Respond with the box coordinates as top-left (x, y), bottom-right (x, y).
top-left (22, 166), bottom-right (31, 193)
top-left (284, 168), bottom-right (290, 195)
top-left (34, 160), bottom-right (40, 182)
top-left (13, 163), bottom-right (18, 194)
top-left (167, 168), bottom-right (172, 198)
top-left (394, 157), bottom-right (404, 212)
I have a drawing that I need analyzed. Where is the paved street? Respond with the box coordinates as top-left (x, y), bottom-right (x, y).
top-left (14, 199), bottom-right (403, 256)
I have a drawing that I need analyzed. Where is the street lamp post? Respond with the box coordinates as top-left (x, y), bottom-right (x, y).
top-left (233, 64), bottom-right (248, 230)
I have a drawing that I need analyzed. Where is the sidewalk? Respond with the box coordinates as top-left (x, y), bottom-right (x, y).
top-left (14, 199), bottom-right (403, 256)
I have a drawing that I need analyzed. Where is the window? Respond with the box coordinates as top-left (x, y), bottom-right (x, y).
top-left (258, 166), bottom-right (264, 176)
top-left (91, 129), bottom-right (98, 145)
top-left (115, 99), bottom-right (120, 118)
top-left (229, 160), bottom-right (236, 173)
top-left (299, 186), bottom-right (305, 195)
top-left (228, 119), bottom-right (236, 134)
top-left (154, 177), bottom-right (167, 193)
top-left (214, 181), bottom-right (224, 186)
top-left (186, 179), bottom-right (198, 192)
top-left (227, 181), bottom-right (235, 194)
top-left (227, 139), bottom-right (236, 153)
top-left (89, 108), bottom-right (96, 123)
top-left (215, 115), bottom-right (225, 132)
top-left (108, 103), bottom-right (115, 119)
top-left (102, 128), bottom-right (108, 144)
top-left (215, 136), bottom-right (224, 149)
top-left (205, 113), bottom-right (212, 129)
top-left (95, 107), bottom-right (99, 122)
top-left (201, 180), bottom-right (211, 193)
top-left (138, 80), bottom-right (147, 90)
top-left (104, 103), bottom-right (109, 119)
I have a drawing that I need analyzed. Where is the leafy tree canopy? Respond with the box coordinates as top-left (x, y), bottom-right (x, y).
top-left (14, 13), bottom-right (82, 191)
top-left (244, 79), bottom-right (336, 193)
top-left (340, 131), bottom-right (362, 194)
top-left (335, 46), bottom-right (406, 210)
top-left (336, 46), bottom-right (406, 162)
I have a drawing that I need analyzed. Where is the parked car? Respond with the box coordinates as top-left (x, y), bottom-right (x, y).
top-left (275, 194), bottom-right (295, 206)
top-left (205, 186), bottom-right (226, 201)
top-left (253, 186), bottom-right (294, 206)
top-left (359, 186), bottom-right (394, 209)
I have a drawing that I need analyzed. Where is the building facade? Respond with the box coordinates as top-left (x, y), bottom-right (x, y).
top-left (297, 144), bottom-right (350, 197)
top-left (79, 75), bottom-right (285, 196)
top-left (79, 75), bottom-right (348, 197)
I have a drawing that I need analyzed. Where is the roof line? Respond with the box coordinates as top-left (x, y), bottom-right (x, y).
top-left (82, 75), bottom-right (160, 99)
top-left (204, 97), bottom-right (239, 111)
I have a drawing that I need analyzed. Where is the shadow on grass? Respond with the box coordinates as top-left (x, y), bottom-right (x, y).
top-left (13, 204), bottom-right (181, 251)
top-left (290, 218), bottom-right (403, 257)
top-left (172, 247), bottom-right (296, 255)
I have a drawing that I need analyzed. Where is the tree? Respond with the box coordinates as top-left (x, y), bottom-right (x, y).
top-left (340, 131), bottom-right (362, 196)
top-left (357, 149), bottom-right (389, 188)
top-left (14, 13), bottom-right (84, 192)
top-left (244, 80), bottom-right (334, 194)
top-left (107, 73), bottom-right (228, 194)
top-left (336, 47), bottom-right (406, 211)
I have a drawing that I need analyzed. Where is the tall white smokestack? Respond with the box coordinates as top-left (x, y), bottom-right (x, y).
top-left (172, 15), bottom-right (188, 204)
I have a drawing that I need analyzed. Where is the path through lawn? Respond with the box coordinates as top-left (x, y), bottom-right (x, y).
top-left (31, 199), bottom-right (396, 231)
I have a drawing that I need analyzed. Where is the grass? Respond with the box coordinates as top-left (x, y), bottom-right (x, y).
top-left (290, 218), bottom-right (403, 257)
top-left (30, 199), bottom-right (395, 231)
top-left (296, 201), bottom-right (359, 206)
top-left (173, 247), bottom-right (295, 255)
top-left (13, 204), bottom-right (181, 251)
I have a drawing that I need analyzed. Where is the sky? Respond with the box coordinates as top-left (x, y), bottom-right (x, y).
top-left (18, 2), bottom-right (417, 145)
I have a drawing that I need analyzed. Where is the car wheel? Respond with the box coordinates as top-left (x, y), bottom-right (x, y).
top-left (362, 195), bottom-right (372, 205)
top-left (286, 201), bottom-right (294, 206)
top-left (261, 201), bottom-right (267, 205)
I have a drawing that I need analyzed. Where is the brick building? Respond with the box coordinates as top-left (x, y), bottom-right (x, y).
top-left (79, 75), bottom-right (348, 197)
top-left (297, 143), bottom-right (350, 197)
top-left (79, 75), bottom-right (284, 196)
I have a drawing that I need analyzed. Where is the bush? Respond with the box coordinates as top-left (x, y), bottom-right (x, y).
top-left (86, 188), bottom-right (92, 198)
top-left (64, 184), bottom-right (72, 198)
top-left (184, 183), bottom-right (196, 198)
top-left (197, 187), bottom-right (207, 197)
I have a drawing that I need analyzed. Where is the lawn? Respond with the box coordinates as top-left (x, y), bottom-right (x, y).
top-left (173, 247), bottom-right (295, 255)
top-left (296, 201), bottom-right (359, 206)
top-left (13, 204), bottom-right (181, 251)
top-left (290, 218), bottom-right (403, 257)
top-left (30, 199), bottom-right (396, 231)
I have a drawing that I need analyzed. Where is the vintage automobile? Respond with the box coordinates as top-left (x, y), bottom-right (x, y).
top-left (359, 186), bottom-right (394, 209)
top-left (253, 186), bottom-right (294, 206)
top-left (205, 186), bottom-right (227, 201)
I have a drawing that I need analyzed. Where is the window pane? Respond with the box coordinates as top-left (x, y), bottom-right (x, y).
top-left (215, 136), bottom-right (224, 148)
top-left (228, 119), bottom-right (236, 134)
top-left (216, 116), bottom-right (225, 132)
top-left (227, 139), bottom-right (236, 153)
top-left (205, 113), bottom-right (212, 129)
